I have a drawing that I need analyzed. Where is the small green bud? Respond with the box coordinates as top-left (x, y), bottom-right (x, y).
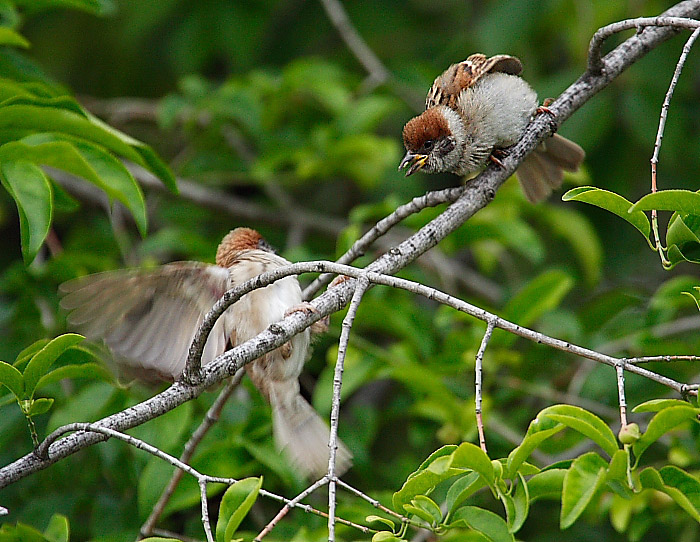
top-left (618, 423), bottom-right (641, 444)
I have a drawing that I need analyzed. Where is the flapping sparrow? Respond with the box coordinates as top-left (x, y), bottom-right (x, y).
top-left (399, 53), bottom-right (584, 202)
top-left (60, 227), bottom-right (351, 478)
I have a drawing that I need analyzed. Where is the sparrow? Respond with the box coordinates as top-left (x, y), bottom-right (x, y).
top-left (60, 227), bottom-right (351, 478)
top-left (399, 53), bottom-right (585, 202)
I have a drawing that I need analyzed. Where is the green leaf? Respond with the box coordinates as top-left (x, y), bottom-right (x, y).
top-left (450, 443), bottom-right (495, 485)
top-left (563, 186), bottom-right (652, 245)
top-left (36, 362), bottom-right (112, 389)
top-left (0, 104), bottom-right (175, 192)
top-left (606, 450), bottom-right (629, 482)
top-left (409, 495), bottom-right (442, 525)
top-left (666, 213), bottom-right (700, 266)
top-left (14, 339), bottom-right (51, 368)
top-left (507, 472), bottom-right (529, 533)
top-left (540, 404), bottom-right (619, 458)
top-left (606, 449), bottom-right (633, 499)
top-left (506, 415), bottom-right (564, 477)
top-left (0, 522), bottom-right (49, 542)
top-left (43, 514), bottom-right (69, 542)
top-left (632, 405), bottom-right (700, 464)
top-left (1, 160), bottom-right (53, 263)
top-left (215, 477), bottom-right (263, 542)
top-left (87, 114), bottom-right (177, 193)
top-left (393, 443), bottom-right (493, 511)
top-left (560, 452), bottom-right (607, 529)
top-left (502, 270), bottom-right (574, 330)
top-left (26, 397), bottom-right (54, 417)
top-left (0, 27), bottom-right (30, 48)
top-left (527, 469), bottom-right (565, 503)
top-left (450, 506), bottom-right (514, 542)
top-left (393, 463), bottom-right (450, 511)
top-left (372, 532), bottom-right (403, 542)
top-left (1, 137), bottom-right (148, 236)
top-left (0, 360), bottom-right (24, 398)
top-left (366, 515), bottom-right (396, 531)
top-left (446, 472), bottom-right (484, 515)
top-left (631, 189), bottom-right (700, 215)
top-left (683, 287), bottom-right (700, 311)
top-left (639, 466), bottom-right (700, 522)
top-left (1, 94), bottom-right (88, 116)
top-left (403, 504), bottom-right (437, 526)
top-left (23, 334), bottom-right (84, 398)
top-left (632, 399), bottom-right (694, 413)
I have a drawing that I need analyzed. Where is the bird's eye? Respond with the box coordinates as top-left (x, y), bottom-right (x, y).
top-left (423, 139), bottom-right (434, 151)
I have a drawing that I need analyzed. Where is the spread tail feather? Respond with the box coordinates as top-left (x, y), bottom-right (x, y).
top-left (270, 385), bottom-right (352, 478)
top-left (515, 134), bottom-right (585, 203)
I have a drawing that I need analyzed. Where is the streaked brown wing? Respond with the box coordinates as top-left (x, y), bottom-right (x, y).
top-left (60, 262), bottom-right (230, 380)
top-left (425, 53), bottom-right (523, 109)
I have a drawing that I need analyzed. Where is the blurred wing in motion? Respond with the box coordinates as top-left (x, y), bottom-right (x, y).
top-left (60, 262), bottom-right (230, 381)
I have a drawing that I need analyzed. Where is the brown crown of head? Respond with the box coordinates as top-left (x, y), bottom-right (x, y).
top-left (402, 108), bottom-right (450, 152)
top-left (216, 227), bottom-right (265, 267)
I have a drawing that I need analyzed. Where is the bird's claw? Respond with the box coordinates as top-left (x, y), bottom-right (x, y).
top-left (488, 152), bottom-right (506, 169)
top-left (536, 98), bottom-right (555, 118)
top-left (285, 302), bottom-right (328, 334)
top-left (329, 275), bottom-right (352, 289)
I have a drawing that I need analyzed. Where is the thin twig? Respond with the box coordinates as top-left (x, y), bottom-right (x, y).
top-left (475, 321), bottom-right (495, 453)
top-left (317, 0), bottom-right (389, 86)
top-left (627, 355), bottom-right (700, 364)
top-left (616, 363), bottom-right (628, 427)
top-left (254, 476), bottom-right (329, 541)
top-left (588, 16), bottom-right (700, 73)
top-left (567, 315), bottom-right (700, 396)
top-left (35, 423), bottom-right (218, 541)
top-left (650, 25), bottom-right (700, 266)
top-left (139, 370), bottom-right (245, 539)
top-left (329, 276), bottom-right (370, 541)
top-left (335, 478), bottom-right (413, 525)
top-left (316, 0), bottom-right (424, 108)
top-left (36, 422), bottom-right (367, 540)
top-left (174, 260), bottom-right (696, 395)
top-left (303, 187), bottom-right (465, 299)
top-left (199, 479), bottom-right (214, 542)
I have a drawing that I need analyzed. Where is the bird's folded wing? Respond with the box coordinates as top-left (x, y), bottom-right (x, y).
top-left (426, 53), bottom-right (523, 109)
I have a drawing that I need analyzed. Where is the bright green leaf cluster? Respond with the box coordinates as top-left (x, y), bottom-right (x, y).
top-left (0, 92), bottom-right (176, 262)
top-left (564, 187), bottom-right (700, 268)
top-left (0, 334), bottom-right (110, 445)
top-left (0, 4), bottom-right (175, 263)
top-left (373, 403), bottom-right (700, 540)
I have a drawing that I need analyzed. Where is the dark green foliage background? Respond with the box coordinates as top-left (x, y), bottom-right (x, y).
top-left (1, 1), bottom-right (699, 541)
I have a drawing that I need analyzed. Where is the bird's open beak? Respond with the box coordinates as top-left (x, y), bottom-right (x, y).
top-left (398, 151), bottom-right (428, 177)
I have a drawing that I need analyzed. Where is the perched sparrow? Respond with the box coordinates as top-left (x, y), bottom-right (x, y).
top-left (60, 227), bottom-right (351, 478)
top-left (399, 53), bottom-right (585, 202)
